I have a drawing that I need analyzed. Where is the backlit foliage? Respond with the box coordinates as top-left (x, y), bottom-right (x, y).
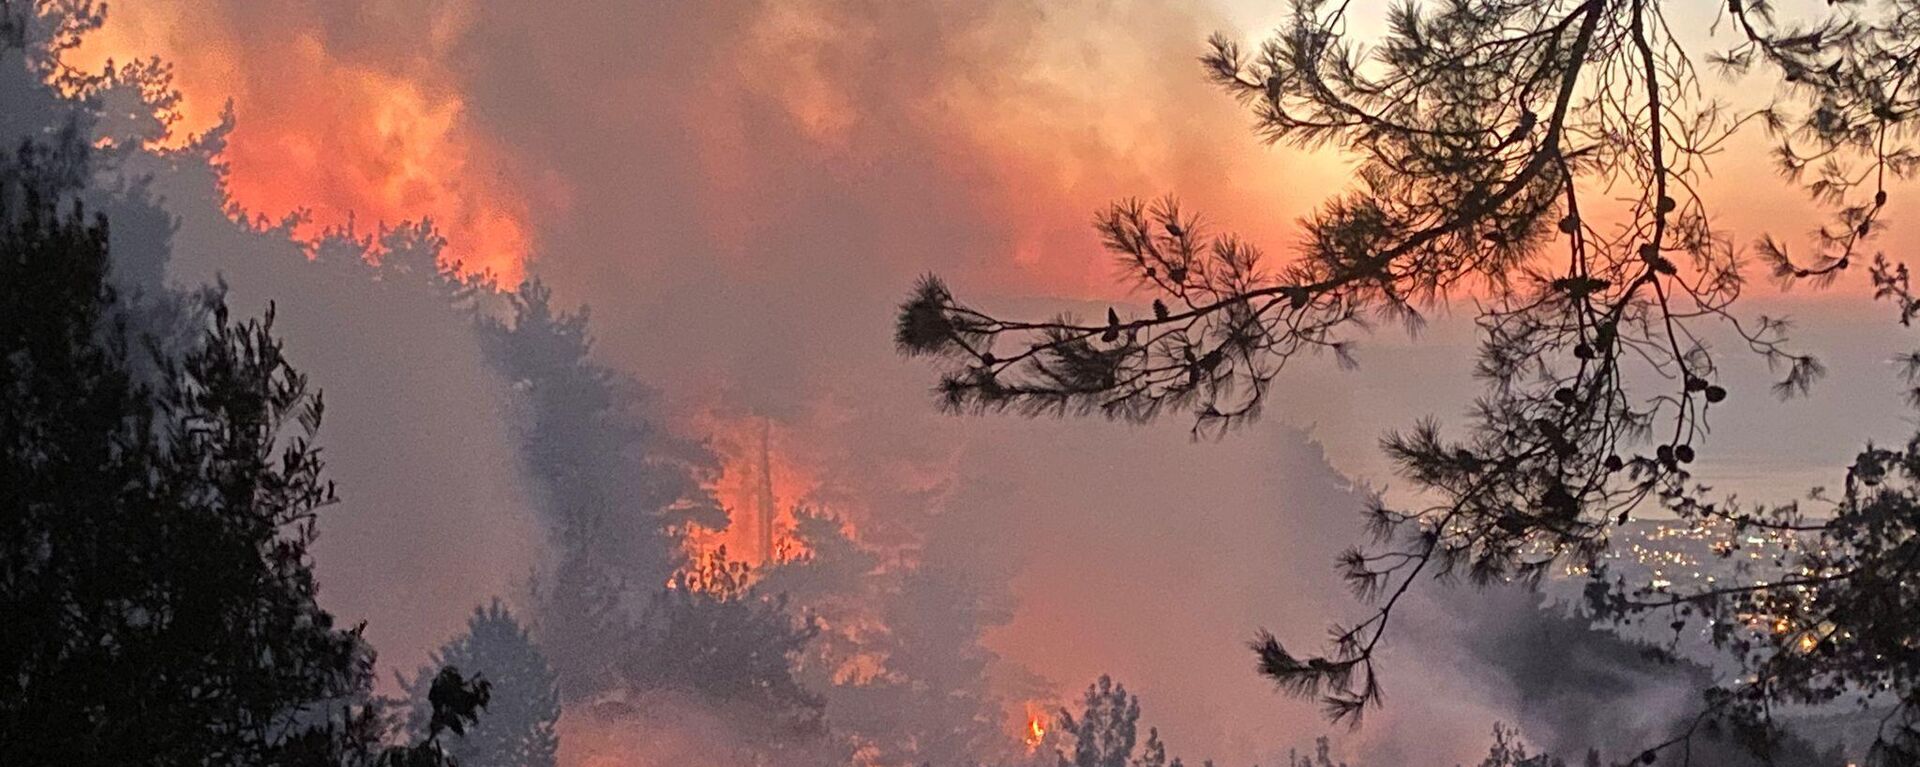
top-left (898, 0), bottom-right (1920, 761)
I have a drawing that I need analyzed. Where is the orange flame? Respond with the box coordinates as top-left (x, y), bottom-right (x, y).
top-left (66, 4), bottom-right (538, 282)
top-left (1024, 714), bottom-right (1048, 750)
top-left (688, 411), bottom-right (823, 568)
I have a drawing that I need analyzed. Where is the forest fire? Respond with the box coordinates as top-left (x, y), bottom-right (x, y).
top-left (20, 0), bottom-right (1920, 765)
top-left (65, 2), bottom-right (535, 281)
top-left (691, 411), bottom-right (824, 568)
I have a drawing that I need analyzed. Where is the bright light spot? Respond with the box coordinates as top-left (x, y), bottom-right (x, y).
top-left (1025, 715), bottom-right (1047, 750)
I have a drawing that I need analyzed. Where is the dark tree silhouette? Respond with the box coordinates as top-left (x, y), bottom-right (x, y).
top-left (895, 0), bottom-right (1920, 762)
top-left (378, 667), bottom-right (493, 767)
top-left (619, 548), bottom-right (825, 739)
top-left (0, 114), bottom-right (493, 765)
top-left (1288, 736), bottom-right (1349, 767)
top-left (1054, 675), bottom-right (1145, 767)
top-left (474, 279), bottom-right (722, 700)
top-left (0, 12), bottom-right (505, 759)
top-left (0, 129), bottom-right (360, 764)
top-left (1472, 725), bottom-right (1568, 767)
top-left (1040, 675), bottom-right (1205, 767)
top-left (404, 601), bottom-right (560, 767)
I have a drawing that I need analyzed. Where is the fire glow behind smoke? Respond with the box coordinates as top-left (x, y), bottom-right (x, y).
top-left (58, 3), bottom-right (1383, 762)
top-left (63, 2), bottom-right (1913, 764)
top-left (690, 411), bottom-right (825, 567)
top-left (67, 0), bottom-right (538, 281)
top-left (1024, 711), bottom-right (1048, 751)
top-left (66, 0), bottom-right (1363, 299)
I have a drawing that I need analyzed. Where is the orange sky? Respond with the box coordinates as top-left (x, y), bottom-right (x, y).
top-left (66, 0), bottom-right (1902, 306)
top-left (57, 4), bottom-right (1920, 763)
top-left (66, 0), bottom-right (1373, 297)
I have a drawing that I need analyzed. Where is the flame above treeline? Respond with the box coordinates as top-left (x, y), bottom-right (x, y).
top-left (689, 412), bottom-right (824, 569)
top-left (61, 0), bottom-right (1355, 304)
top-left (65, 1), bottom-right (537, 282)
top-left (48, 3), bottom-right (1387, 763)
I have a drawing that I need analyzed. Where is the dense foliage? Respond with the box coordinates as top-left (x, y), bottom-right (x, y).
top-left (0, 113), bottom-right (489, 766)
top-left (0, 6), bottom-right (497, 761)
top-left (405, 602), bottom-right (560, 767)
top-left (0, 125), bottom-right (362, 765)
top-left (475, 278), bottom-right (724, 701)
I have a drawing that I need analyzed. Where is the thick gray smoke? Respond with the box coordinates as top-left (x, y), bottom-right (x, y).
top-left (167, 220), bottom-right (546, 679)
top-left (5, 9), bottom-right (544, 681)
top-left (416, 3), bottom-right (1425, 761)
top-left (40, 0), bottom-right (1920, 764)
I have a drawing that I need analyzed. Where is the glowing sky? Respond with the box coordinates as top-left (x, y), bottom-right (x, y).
top-left (70, 0), bottom-right (1896, 295)
top-left (65, 2), bottom-right (1920, 763)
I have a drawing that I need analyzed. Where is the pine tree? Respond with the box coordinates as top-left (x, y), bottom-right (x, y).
top-left (475, 280), bottom-right (722, 700)
top-left (0, 125), bottom-right (363, 766)
top-left (894, 1), bottom-right (1920, 760)
top-left (406, 601), bottom-right (560, 767)
top-left (1056, 676), bottom-right (1142, 767)
top-left (1288, 737), bottom-right (1347, 767)
top-left (1132, 728), bottom-right (1169, 767)
top-left (0, 42), bottom-right (492, 764)
top-left (0, 108), bottom-right (481, 766)
top-left (622, 549), bottom-right (825, 738)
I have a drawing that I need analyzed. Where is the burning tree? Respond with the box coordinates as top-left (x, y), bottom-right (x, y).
top-left (473, 277), bottom-right (836, 761)
top-left (622, 549), bottom-right (825, 739)
top-left (474, 277), bottom-right (725, 699)
top-left (758, 508), bottom-right (1036, 766)
top-left (896, 0), bottom-right (1920, 762)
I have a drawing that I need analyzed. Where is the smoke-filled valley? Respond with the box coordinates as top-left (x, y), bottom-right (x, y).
top-left (7, 1), bottom-right (1920, 766)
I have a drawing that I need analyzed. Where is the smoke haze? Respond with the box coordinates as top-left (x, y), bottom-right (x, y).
top-left (37, 1), bottom-right (1917, 764)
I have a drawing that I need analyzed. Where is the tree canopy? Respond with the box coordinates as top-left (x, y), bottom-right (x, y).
top-left (404, 601), bottom-right (560, 767)
top-left (897, 0), bottom-right (1920, 762)
top-left (0, 10), bottom-right (494, 760)
top-left (0, 115), bottom-right (499, 767)
top-left (0, 123), bottom-right (362, 766)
